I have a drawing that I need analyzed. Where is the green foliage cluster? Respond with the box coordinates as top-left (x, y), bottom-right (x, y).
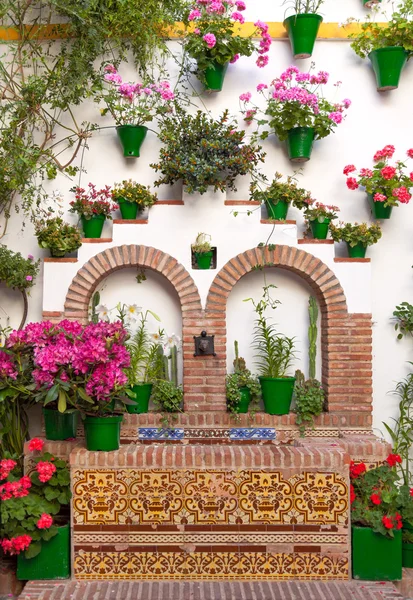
top-left (151, 379), bottom-right (183, 413)
top-left (192, 232), bottom-right (212, 254)
top-left (35, 217), bottom-right (82, 258)
top-left (126, 310), bottom-right (162, 386)
top-left (349, 0), bottom-right (413, 59)
top-left (284, 0), bottom-right (324, 14)
top-left (329, 222), bottom-right (382, 247)
top-left (308, 296), bottom-right (318, 380)
top-left (226, 341), bottom-right (260, 415)
top-left (0, 246), bottom-right (39, 292)
top-left (384, 373), bottom-right (413, 485)
top-left (249, 172), bottom-right (312, 208)
top-left (151, 109), bottom-right (265, 194)
top-left (303, 202), bottom-right (339, 222)
top-left (393, 303), bottom-right (413, 339)
top-left (294, 370), bottom-right (324, 435)
top-left (112, 181), bottom-right (157, 208)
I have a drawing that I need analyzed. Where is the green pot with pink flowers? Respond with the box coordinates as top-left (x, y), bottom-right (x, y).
top-left (69, 183), bottom-right (118, 238)
top-left (343, 146), bottom-right (413, 220)
top-left (302, 201), bottom-right (339, 240)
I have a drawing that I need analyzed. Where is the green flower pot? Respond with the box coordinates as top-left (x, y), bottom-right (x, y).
top-left (347, 243), bottom-right (367, 258)
top-left (126, 383), bottom-right (153, 414)
top-left (43, 408), bottom-right (78, 441)
top-left (203, 61), bottom-right (228, 92)
top-left (369, 47), bottom-right (408, 91)
top-left (283, 14), bottom-right (323, 59)
top-left (17, 524), bottom-right (70, 580)
top-left (81, 214), bottom-right (105, 238)
top-left (259, 377), bottom-right (295, 415)
top-left (368, 193), bottom-right (393, 219)
top-left (83, 415), bottom-right (123, 451)
top-left (118, 199), bottom-right (139, 220)
top-left (352, 526), bottom-right (402, 581)
top-left (194, 251), bottom-right (213, 269)
top-left (363, 0), bottom-right (381, 6)
top-left (116, 124), bottom-right (148, 158)
top-left (403, 542), bottom-right (413, 567)
top-left (286, 127), bottom-right (315, 162)
top-left (310, 218), bottom-right (330, 239)
top-left (231, 387), bottom-right (251, 414)
top-left (266, 199), bottom-right (289, 220)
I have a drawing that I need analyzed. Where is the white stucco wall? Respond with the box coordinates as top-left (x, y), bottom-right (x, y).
top-left (1, 1), bottom-right (413, 437)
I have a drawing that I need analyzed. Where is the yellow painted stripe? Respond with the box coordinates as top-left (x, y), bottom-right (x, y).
top-left (0, 22), bottom-right (384, 41)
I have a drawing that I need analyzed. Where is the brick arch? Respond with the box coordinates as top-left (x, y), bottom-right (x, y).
top-left (63, 245), bottom-right (202, 322)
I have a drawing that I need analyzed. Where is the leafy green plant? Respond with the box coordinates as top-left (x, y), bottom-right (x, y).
top-left (246, 285), bottom-right (297, 378)
top-left (0, 246), bottom-right (40, 330)
top-left (151, 108), bottom-right (265, 194)
top-left (303, 201), bottom-right (339, 222)
top-left (249, 171), bottom-right (313, 209)
top-left (112, 180), bottom-right (157, 208)
top-left (329, 222), bottom-right (382, 247)
top-left (69, 184), bottom-right (118, 219)
top-left (308, 296), bottom-right (318, 379)
top-left (226, 341), bottom-right (261, 416)
top-left (348, 0), bottom-right (413, 58)
top-left (294, 369), bottom-right (324, 435)
top-left (35, 217), bottom-right (82, 258)
top-left (192, 232), bottom-right (212, 254)
top-left (126, 310), bottom-right (163, 386)
top-left (283, 0), bottom-right (324, 14)
top-left (403, 530), bottom-right (413, 543)
top-left (394, 302), bottom-right (413, 339)
top-left (152, 380), bottom-right (183, 413)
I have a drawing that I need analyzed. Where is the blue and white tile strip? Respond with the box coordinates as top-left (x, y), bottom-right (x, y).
top-left (229, 428), bottom-right (276, 440)
top-left (138, 428), bottom-right (185, 440)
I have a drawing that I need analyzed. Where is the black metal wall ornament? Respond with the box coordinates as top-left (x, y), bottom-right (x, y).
top-left (193, 331), bottom-right (216, 357)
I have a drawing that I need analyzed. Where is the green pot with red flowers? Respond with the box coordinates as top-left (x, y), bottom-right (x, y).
top-left (343, 146), bottom-right (413, 220)
top-left (112, 180), bottom-right (157, 220)
top-left (303, 202), bottom-right (339, 239)
top-left (69, 183), bottom-right (118, 238)
top-left (240, 66), bottom-right (351, 163)
top-left (249, 172), bottom-right (313, 221)
top-left (350, 453), bottom-right (404, 581)
top-left (0, 440), bottom-right (72, 580)
top-left (329, 222), bottom-right (382, 258)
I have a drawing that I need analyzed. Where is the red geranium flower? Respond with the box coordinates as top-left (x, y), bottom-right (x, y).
top-left (350, 484), bottom-right (356, 504)
top-left (350, 461), bottom-right (367, 478)
top-left (386, 453), bottom-right (402, 467)
top-left (382, 516), bottom-right (394, 529)
top-left (370, 493), bottom-right (381, 505)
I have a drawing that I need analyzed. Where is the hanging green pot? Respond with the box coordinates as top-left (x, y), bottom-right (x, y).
top-left (81, 214), bottom-right (105, 238)
top-left (83, 415), bottom-right (123, 451)
top-left (283, 14), bottom-right (323, 59)
top-left (259, 377), bottom-right (295, 415)
top-left (347, 243), bottom-right (367, 258)
top-left (352, 526), bottom-right (402, 581)
top-left (231, 387), bottom-right (251, 414)
top-left (368, 47), bottom-right (408, 91)
top-left (118, 198), bottom-right (139, 220)
top-left (203, 61), bottom-right (228, 92)
top-left (368, 194), bottom-right (393, 219)
top-left (286, 127), bottom-right (315, 162)
top-left (126, 383), bottom-right (153, 414)
top-left (116, 125), bottom-right (148, 158)
top-left (17, 524), bottom-right (70, 581)
top-left (194, 251), bottom-right (213, 269)
top-left (266, 199), bottom-right (289, 220)
top-left (363, 0), bottom-right (381, 6)
top-left (310, 218), bottom-right (330, 239)
top-left (43, 408), bottom-right (78, 441)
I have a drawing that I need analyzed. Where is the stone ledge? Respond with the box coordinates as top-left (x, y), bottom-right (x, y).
top-left (334, 258), bottom-right (371, 263)
top-left (81, 238), bottom-right (112, 243)
top-left (225, 200), bottom-right (260, 205)
top-left (113, 219), bottom-right (148, 224)
top-left (154, 200), bottom-right (184, 205)
top-left (261, 219), bottom-right (297, 224)
top-left (298, 239), bottom-right (334, 244)
top-left (44, 257), bottom-right (78, 263)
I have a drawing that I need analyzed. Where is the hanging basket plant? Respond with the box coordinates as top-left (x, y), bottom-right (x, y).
top-left (239, 65), bottom-right (351, 163)
top-left (343, 145), bottom-right (413, 219)
top-left (348, 1), bottom-right (413, 91)
top-left (283, 0), bottom-right (325, 59)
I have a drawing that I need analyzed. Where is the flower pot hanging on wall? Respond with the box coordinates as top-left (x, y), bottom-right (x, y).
top-left (369, 47), bottom-right (408, 91)
top-left (202, 61), bottom-right (228, 92)
top-left (116, 125), bottom-right (148, 157)
top-left (363, 0), bottom-right (382, 6)
top-left (286, 127), bottom-right (315, 162)
top-left (283, 14), bottom-right (323, 59)
top-left (368, 194), bottom-right (393, 219)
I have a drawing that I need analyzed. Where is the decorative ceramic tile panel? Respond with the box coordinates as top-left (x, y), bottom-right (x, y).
top-left (229, 428), bottom-right (276, 440)
top-left (138, 428), bottom-right (185, 440)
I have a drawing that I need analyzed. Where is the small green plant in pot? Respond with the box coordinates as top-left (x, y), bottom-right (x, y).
top-left (302, 201), bottom-right (339, 239)
top-left (112, 180), bottom-right (157, 220)
top-left (35, 216), bottom-right (82, 258)
top-left (329, 222), bottom-right (382, 258)
top-left (69, 183), bottom-right (118, 238)
top-left (283, 0), bottom-right (325, 59)
top-left (294, 370), bottom-right (324, 435)
top-left (192, 232), bottom-right (213, 269)
top-left (347, 1), bottom-right (413, 91)
top-left (247, 285), bottom-right (297, 415)
top-left (249, 171), bottom-right (313, 220)
top-left (226, 341), bottom-right (260, 417)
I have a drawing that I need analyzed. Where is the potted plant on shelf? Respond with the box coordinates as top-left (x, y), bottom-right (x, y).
top-left (348, 0), bottom-right (413, 91)
top-left (283, 0), bottom-right (325, 59)
top-left (226, 341), bottom-right (260, 415)
top-left (249, 171), bottom-right (313, 220)
top-left (240, 66), bottom-right (351, 162)
top-left (34, 216), bottom-right (82, 258)
top-left (69, 183), bottom-right (118, 238)
top-left (247, 286), bottom-right (297, 415)
top-left (302, 201), bottom-right (339, 239)
top-left (351, 454), bottom-right (403, 581)
top-left (112, 180), bottom-right (157, 220)
top-left (329, 222), bottom-right (382, 258)
top-left (0, 439), bottom-right (71, 580)
top-left (293, 370), bottom-right (324, 435)
top-left (100, 66), bottom-right (175, 157)
top-left (151, 108), bottom-right (265, 196)
top-left (343, 146), bottom-right (413, 219)
top-left (192, 233), bottom-right (214, 269)
top-left (182, 1), bottom-right (271, 92)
